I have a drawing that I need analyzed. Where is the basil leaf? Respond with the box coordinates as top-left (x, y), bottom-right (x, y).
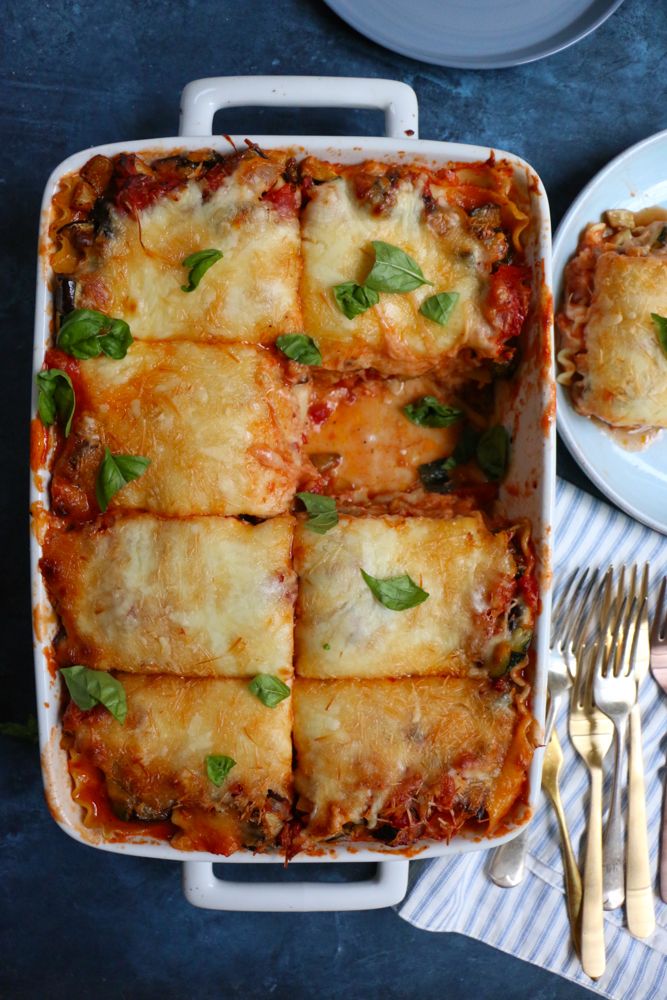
top-left (205, 754), bottom-right (236, 786)
top-left (333, 281), bottom-right (379, 319)
top-left (651, 313), bottom-right (667, 359)
top-left (476, 425), bottom-right (510, 481)
top-left (419, 291), bottom-right (460, 326)
top-left (96, 447), bottom-right (151, 513)
top-left (60, 666), bottom-right (127, 724)
top-left (403, 396), bottom-right (462, 428)
top-left (276, 334), bottom-right (322, 366)
top-left (360, 569), bottom-right (429, 611)
top-left (36, 369), bottom-right (75, 436)
top-left (248, 674), bottom-right (291, 708)
top-left (656, 226), bottom-right (667, 246)
top-left (418, 456), bottom-right (457, 493)
top-left (0, 715), bottom-right (38, 744)
top-left (99, 321), bottom-right (134, 359)
top-left (296, 492), bottom-right (338, 533)
top-left (58, 309), bottom-right (133, 360)
top-left (181, 248), bottom-right (223, 293)
top-left (365, 241), bottom-right (432, 293)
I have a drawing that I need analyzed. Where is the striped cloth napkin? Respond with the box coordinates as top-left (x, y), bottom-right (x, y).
top-left (398, 478), bottom-right (667, 999)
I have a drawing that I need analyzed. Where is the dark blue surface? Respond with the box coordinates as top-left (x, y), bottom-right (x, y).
top-left (2, 0), bottom-right (663, 995)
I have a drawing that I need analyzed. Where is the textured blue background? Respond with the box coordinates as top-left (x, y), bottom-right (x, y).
top-left (2, 0), bottom-right (663, 995)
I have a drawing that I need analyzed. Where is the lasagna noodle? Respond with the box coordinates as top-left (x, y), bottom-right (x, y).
top-left (56, 342), bottom-right (305, 517)
top-left (567, 253), bottom-right (667, 427)
top-left (74, 151), bottom-right (302, 343)
top-left (63, 675), bottom-right (293, 855)
top-left (300, 160), bottom-right (518, 375)
top-left (41, 514), bottom-right (295, 678)
top-left (292, 677), bottom-right (523, 844)
top-left (294, 513), bottom-right (517, 678)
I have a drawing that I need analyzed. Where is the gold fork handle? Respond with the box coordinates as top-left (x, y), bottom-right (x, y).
top-left (581, 765), bottom-right (605, 979)
top-left (543, 781), bottom-right (582, 952)
top-left (626, 703), bottom-right (656, 936)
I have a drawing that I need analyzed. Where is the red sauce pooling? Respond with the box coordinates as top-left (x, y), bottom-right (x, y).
top-left (69, 754), bottom-right (176, 842)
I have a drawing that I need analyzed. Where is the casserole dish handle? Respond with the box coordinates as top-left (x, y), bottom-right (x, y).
top-left (179, 76), bottom-right (419, 139)
top-left (182, 859), bottom-right (410, 912)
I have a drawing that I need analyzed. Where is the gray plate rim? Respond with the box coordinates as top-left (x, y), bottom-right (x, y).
top-left (324, 0), bottom-right (626, 70)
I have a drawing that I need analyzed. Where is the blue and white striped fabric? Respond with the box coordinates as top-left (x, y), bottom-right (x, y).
top-left (399, 479), bottom-right (667, 999)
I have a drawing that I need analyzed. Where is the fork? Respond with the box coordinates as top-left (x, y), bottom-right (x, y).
top-left (593, 580), bottom-right (638, 913)
top-left (569, 576), bottom-right (616, 980)
top-left (650, 576), bottom-right (667, 905)
top-left (625, 565), bottom-right (654, 937)
top-left (490, 568), bottom-right (594, 889)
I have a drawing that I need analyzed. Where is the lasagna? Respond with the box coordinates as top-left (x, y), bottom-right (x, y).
top-left (47, 341), bottom-right (305, 518)
top-left (53, 147), bottom-right (302, 343)
top-left (292, 677), bottom-right (533, 849)
top-left (64, 675), bottom-right (293, 855)
top-left (36, 142), bottom-right (540, 857)
top-left (294, 513), bottom-right (528, 679)
top-left (300, 157), bottom-right (530, 376)
top-left (558, 210), bottom-right (667, 429)
top-left (41, 514), bottom-right (295, 678)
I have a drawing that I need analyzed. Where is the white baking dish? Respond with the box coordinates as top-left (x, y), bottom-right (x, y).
top-left (31, 76), bottom-right (555, 912)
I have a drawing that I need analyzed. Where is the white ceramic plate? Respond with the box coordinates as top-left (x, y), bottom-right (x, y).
top-left (324, 0), bottom-right (624, 70)
top-left (554, 128), bottom-right (667, 535)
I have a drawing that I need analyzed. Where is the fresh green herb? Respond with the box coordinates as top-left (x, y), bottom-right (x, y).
top-left (248, 674), bottom-right (291, 708)
top-left (36, 369), bottom-right (75, 436)
top-left (333, 281), bottom-right (380, 319)
top-left (476, 425), bottom-right (510, 481)
top-left (0, 715), bottom-right (38, 744)
top-left (205, 754), bottom-right (237, 786)
top-left (296, 492), bottom-right (338, 533)
top-left (276, 334), bottom-right (322, 366)
top-left (360, 569), bottom-right (429, 611)
top-left (365, 240), bottom-right (432, 293)
top-left (651, 313), bottom-right (667, 359)
top-left (657, 226), bottom-right (667, 246)
top-left (419, 291), bottom-right (459, 326)
top-left (57, 309), bottom-right (133, 360)
top-left (96, 448), bottom-right (150, 513)
top-left (418, 456), bottom-right (457, 493)
top-left (403, 396), bottom-right (462, 428)
top-left (322, 643), bottom-right (331, 651)
top-left (181, 249), bottom-right (223, 292)
top-left (60, 666), bottom-right (127, 724)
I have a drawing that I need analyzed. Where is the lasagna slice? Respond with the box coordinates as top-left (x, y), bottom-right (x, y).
top-left (64, 675), bottom-right (293, 855)
top-left (294, 513), bottom-right (530, 678)
top-left (558, 213), bottom-right (667, 428)
top-left (292, 677), bottom-right (534, 848)
top-left (53, 146), bottom-right (301, 343)
top-left (41, 514), bottom-right (295, 678)
top-left (300, 157), bottom-right (530, 376)
top-left (47, 341), bottom-right (305, 518)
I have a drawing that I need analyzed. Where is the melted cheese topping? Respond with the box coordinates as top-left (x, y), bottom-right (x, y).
top-left (76, 167), bottom-right (301, 343)
top-left (294, 513), bottom-right (516, 678)
top-left (42, 514), bottom-right (295, 677)
top-left (64, 675), bottom-right (292, 836)
top-left (293, 677), bottom-right (517, 841)
top-left (77, 342), bottom-right (304, 516)
top-left (305, 376), bottom-right (459, 495)
top-left (576, 254), bottom-right (667, 427)
top-left (301, 173), bottom-right (497, 375)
